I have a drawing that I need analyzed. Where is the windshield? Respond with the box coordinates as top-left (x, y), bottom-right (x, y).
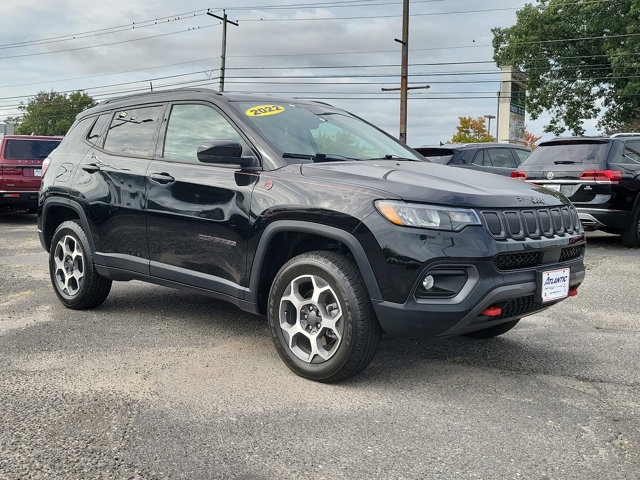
top-left (233, 101), bottom-right (423, 162)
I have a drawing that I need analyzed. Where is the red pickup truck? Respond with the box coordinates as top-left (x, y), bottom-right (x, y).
top-left (0, 135), bottom-right (62, 212)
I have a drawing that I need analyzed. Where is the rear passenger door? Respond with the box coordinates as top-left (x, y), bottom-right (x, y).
top-left (74, 105), bottom-right (165, 274)
top-left (484, 148), bottom-right (518, 176)
top-left (146, 102), bottom-right (259, 296)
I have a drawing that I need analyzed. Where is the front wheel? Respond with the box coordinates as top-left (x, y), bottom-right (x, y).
top-left (268, 251), bottom-right (381, 383)
top-left (49, 220), bottom-right (112, 309)
top-left (464, 319), bottom-right (520, 339)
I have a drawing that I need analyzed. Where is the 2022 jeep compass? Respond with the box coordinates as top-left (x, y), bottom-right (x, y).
top-left (38, 88), bottom-right (585, 382)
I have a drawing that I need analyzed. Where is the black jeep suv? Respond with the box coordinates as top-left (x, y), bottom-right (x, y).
top-left (513, 135), bottom-right (640, 247)
top-left (38, 88), bottom-right (585, 382)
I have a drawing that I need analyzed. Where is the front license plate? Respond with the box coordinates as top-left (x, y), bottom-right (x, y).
top-left (541, 267), bottom-right (570, 302)
top-left (34, 169), bottom-right (42, 177)
top-left (543, 184), bottom-right (561, 192)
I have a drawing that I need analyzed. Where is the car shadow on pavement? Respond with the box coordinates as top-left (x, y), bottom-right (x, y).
top-left (95, 282), bottom-right (588, 385)
top-left (0, 211), bottom-right (37, 224)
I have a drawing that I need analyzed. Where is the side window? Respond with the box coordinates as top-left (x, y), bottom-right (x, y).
top-left (87, 113), bottom-right (111, 147)
top-left (619, 141), bottom-right (640, 165)
top-left (512, 148), bottom-right (530, 165)
top-left (487, 148), bottom-right (517, 169)
top-left (163, 104), bottom-right (245, 162)
top-left (103, 105), bottom-right (164, 157)
top-left (471, 150), bottom-right (485, 166)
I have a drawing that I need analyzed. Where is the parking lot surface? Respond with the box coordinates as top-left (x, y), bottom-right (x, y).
top-left (1, 212), bottom-right (639, 479)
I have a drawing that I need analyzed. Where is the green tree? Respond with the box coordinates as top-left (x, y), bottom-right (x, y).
top-left (7, 91), bottom-right (96, 136)
top-left (450, 116), bottom-right (496, 143)
top-left (493, 0), bottom-right (639, 135)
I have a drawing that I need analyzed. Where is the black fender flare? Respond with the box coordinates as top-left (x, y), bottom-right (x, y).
top-left (248, 220), bottom-right (382, 302)
top-left (40, 197), bottom-right (95, 252)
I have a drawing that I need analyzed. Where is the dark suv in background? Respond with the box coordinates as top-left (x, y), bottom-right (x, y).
top-left (415, 143), bottom-right (530, 177)
top-left (38, 88), bottom-right (585, 382)
top-left (512, 135), bottom-right (640, 247)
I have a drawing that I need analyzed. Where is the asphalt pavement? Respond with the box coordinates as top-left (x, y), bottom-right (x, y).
top-left (0, 211), bottom-right (638, 479)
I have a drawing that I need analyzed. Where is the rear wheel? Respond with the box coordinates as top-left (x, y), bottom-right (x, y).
top-left (268, 251), bottom-right (381, 383)
top-left (49, 220), bottom-right (112, 309)
top-left (464, 319), bottom-right (520, 339)
top-left (621, 206), bottom-right (640, 248)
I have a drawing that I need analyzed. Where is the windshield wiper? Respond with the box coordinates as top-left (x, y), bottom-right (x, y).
top-left (367, 154), bottom-right (420, 162)
top-left (554, 160), bottom-right (583, 164)
top-left (282, 152), bottom-right (360, 162)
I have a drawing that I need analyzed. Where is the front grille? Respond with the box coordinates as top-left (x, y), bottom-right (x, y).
top-left (479, 205), bottom-right (582, 241)
top-left (494, 251), bottom-right (541, 270)
top-left (559, 245), bottom-right (585, 262)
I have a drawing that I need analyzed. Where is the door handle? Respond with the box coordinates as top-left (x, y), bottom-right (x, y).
top-left (150, 172), bottom-right (175, 184)
top-left (82, 163), bottom-right (101, 173)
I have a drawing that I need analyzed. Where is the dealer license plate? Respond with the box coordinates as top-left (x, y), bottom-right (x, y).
top-left (541, 267), bottom-right (570, 303)
top-left (543, 184), bottom-right (561, 192)
top-left (34, 169), bottom-right (42, 177)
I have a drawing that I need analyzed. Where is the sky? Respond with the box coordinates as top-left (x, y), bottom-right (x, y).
top-left (0, 0), bottom-right (599, 145)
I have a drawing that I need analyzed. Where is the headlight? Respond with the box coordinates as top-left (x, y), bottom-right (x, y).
top-left (375, 200), bottom-right (481, 231)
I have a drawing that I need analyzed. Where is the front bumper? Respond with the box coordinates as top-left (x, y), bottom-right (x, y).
top-left (371, 257), bottom-right (585, 338)
top-left (357, 207), bottom-right (586, 339)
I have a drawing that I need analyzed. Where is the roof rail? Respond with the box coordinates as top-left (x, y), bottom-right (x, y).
top-left (610, 132), bottom-right (640, 138)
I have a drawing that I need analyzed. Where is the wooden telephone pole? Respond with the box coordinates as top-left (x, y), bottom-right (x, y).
top-left (382, 1), bottom-right (428, 144)
top-left (207, 10), bottom-right (238, 92)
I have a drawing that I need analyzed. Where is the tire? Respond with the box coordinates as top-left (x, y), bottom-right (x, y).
top-left (464, 319), bottom-right (520, 339)
top-left (49, 220), bottom-right (112, 309)
top-left (621, 206), bottom-right (640, 248)
top-left (267, 251), bottom-right (381, 383)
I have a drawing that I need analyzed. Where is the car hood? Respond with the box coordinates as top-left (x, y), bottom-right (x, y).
top-left (300, 160), bottom-right (567, 208)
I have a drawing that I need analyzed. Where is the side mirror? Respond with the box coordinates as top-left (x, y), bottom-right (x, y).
top-left (197, 140), bottom-right (257, 168)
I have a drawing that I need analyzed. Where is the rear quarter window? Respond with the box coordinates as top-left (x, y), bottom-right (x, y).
top-left (103, 105), bottom-right (164, 157)
top-left (613, 140), bottom-right (640, 166)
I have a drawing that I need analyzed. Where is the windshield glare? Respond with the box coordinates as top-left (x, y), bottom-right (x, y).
top-left (234, 102), bottom-right (423, 162)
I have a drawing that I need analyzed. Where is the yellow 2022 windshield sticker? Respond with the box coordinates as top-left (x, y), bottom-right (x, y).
top-left (245, 105), bottom-right (285, 117)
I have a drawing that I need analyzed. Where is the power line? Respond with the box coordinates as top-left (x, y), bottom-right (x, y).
top-left (0, 10), bottom-right (210, 50)
top-left (0, 24), bottom-right (218, 61)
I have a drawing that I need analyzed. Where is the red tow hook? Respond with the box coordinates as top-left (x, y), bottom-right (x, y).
top-left (569, 289), bottom-right (578, 297)
top-left (481, 306), bottom-right (502, 317)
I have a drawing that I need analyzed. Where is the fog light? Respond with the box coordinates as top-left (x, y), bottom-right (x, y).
top-left (422, 275), bottom-right (435, 290)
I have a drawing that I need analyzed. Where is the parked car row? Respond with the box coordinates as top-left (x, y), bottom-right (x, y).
top-left (510, 135), bottom-right (640, 247)
top-left (3, 88), bottom-right (636, 381)
top-left (413, 137), bottom-right (640, 248)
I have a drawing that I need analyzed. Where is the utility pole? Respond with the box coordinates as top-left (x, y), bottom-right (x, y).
top-left (398, 0), bottom-right (409, 144)
top-left (383, 1), bottom-right (428, 144)
top-left (207, 10), bottom-right (238, 92)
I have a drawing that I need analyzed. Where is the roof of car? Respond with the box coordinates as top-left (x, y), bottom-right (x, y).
top-left (0, 134), bottom-right (63, 140)
top-left (416, 143), bottom-right (530, 150)
top-left (79, 87), bottom-right (331, 118)
top-left (541, 134), bottom-right (640, 143)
